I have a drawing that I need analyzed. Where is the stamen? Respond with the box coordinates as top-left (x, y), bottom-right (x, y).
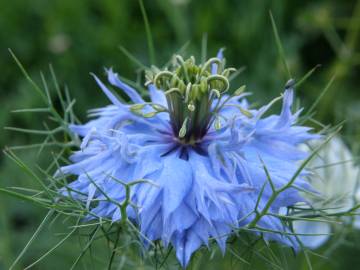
top-left (164, 88), bottom-right (182, 96)
top-left (187, 102), bottom-right (195, 112)
top-left (214, 116), bottom-right (222, 130)
top-left (200, 57), bottom-right (222, 75)
top-left (206, 74), bottom-right (229, 92)
top-left (184, 83), bottom-right (192, 103)
top-left (154, 71), bottom-right (173, 89)
top-left (144, 54), bottom-right (246, 144)
top-left (179, 117), bottom-right (189, 138)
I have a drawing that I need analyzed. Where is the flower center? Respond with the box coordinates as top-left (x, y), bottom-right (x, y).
top-left (145, 55), bottom-right (241, 145)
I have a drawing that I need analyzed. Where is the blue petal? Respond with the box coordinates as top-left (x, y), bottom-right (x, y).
top-left (148, 84), bottom-right (167, 107)
top-left (211, 48), bottom-right (225, 74)
top-left (174, 231), bottom-right (202, 268)
top-left (91, 74), bottom-right (123, 107)
top-left (106, 68), bottom-right (144, 103)
top-left (160, 154), bottom-right (193, 219)
top-left (59, 66), bottom-right (321, 268)
top-left (293, 220), bottom-right (331, 249)
top-left (275, 89), bottom-right (294, 129)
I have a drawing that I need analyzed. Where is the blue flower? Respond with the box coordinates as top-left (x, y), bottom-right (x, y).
top-left (58, 53), bottom-right (318, 267)
top-left (293, 136), bottom-right (360, 249)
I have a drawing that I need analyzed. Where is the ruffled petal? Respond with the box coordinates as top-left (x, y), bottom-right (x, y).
top-left (106, 68), bottom-right (144, 103)
top-left (91, 74), bottom-right (124, 107)
top-left (148, 84), bottom-right (167, 107)
top-left (293, 220), bottom-right (331, 249)
top-left (211, 48), bottom-right (225, 74)
top-left (59, 69), bottom-right (320, 268)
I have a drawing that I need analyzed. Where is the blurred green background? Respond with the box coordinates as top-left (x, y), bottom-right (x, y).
top-left (1, 0), bottom-right (360, 269)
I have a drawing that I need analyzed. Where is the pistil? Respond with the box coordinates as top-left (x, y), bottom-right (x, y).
top-left (144, 55), bottom-right (240, 145)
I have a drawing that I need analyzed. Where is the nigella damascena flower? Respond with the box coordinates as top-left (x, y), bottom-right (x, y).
top-left (293, 137), bottom-right (360, 249)
top-left (57, 52), bottom-right (318, 267)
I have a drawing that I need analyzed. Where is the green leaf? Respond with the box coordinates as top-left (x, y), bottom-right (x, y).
top-left (269, 11), bottom-right (292, 79)
top-left (139, 0), bottom-right (156, 65)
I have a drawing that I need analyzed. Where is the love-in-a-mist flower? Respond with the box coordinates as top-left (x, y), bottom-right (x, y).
top-left (58, 52), bottom-right (318, 267)
top-left (293, 137), bottom-right (360, 249)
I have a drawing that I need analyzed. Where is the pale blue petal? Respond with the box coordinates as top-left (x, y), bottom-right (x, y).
top-left (106, 68), bottom-right (144, 103)
top-left (211, 48), bottom-right (225, 74)
top-left (59, 68), bottom-right (320, 268)
top-left (148, 84), bottom-right (167, 107)
top-left (91, 74), bottom-right (123, 107)
top-left (293, 220), bottom-right (331, 249)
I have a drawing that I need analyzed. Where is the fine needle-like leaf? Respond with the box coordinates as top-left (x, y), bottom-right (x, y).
top-left (163, 40), bottom-right (191, 68)
top-left (306, 74), bottom-right (336, 118)
top-left (24, 220), bottom-right (79, 270)
top-left (11, 108), bottom-right (50, 113)
top-left (269, 11), bottom-right (292, 79)
top-left (9, 210), bottom-right (55, 270)
top-left (139, 0), bottom-right (156, 65)
top-left (107, 226), bottom-right (121, 270)
top-left (118, 45), bottom-right (148, 70)
top-left (8, 48), bottom-right (47, 101)
top-left (70, 225), bottom-right (101, 270)
top-left (49, 63), bottom-right (66, 112)
top-left (294, 64), bottom-right (321, 88)
top-left (201, 33), bottom-right (208, 64)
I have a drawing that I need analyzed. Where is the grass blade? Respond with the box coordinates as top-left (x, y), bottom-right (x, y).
top-left (201, 33), bottom-right (208, 64)
top-left (139, 0), bottom-right (156, 65)
top-left (118, 45), bottom-right (147, 70)
top-left (269, 11), bottom-right (292, 78)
